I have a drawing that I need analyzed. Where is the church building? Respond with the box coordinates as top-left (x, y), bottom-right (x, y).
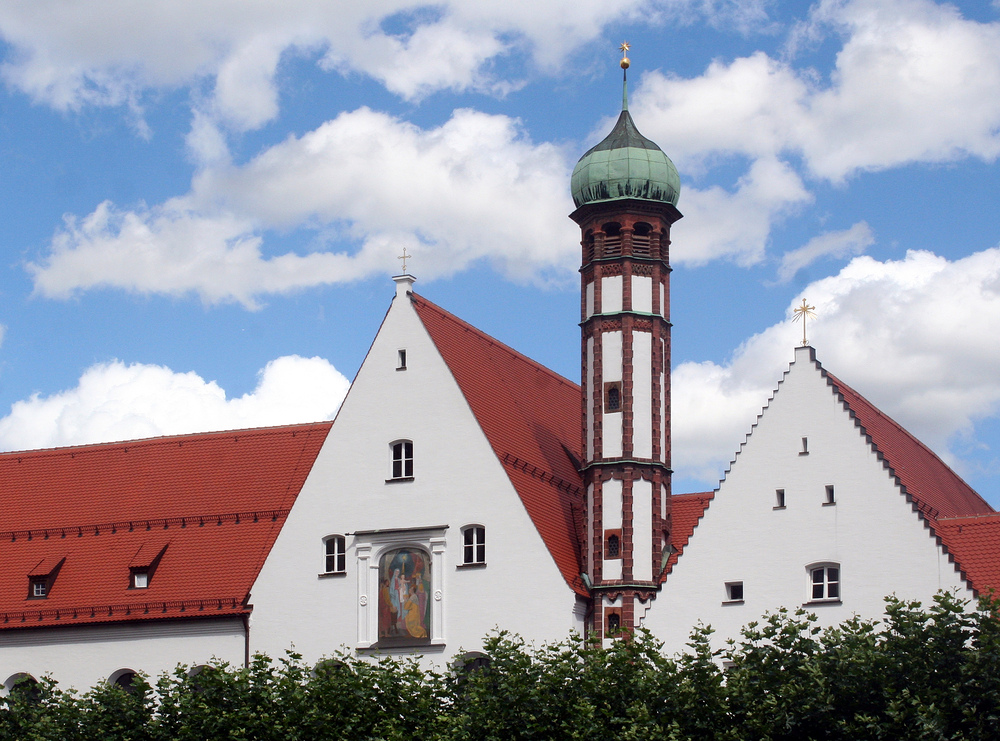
top-left (2, 57), bottom-right (998, 693)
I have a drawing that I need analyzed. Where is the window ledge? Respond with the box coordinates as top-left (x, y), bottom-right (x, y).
top-left (385, 477), bottom-right (415, 484)
top-left (804, 599), bottom-right (842, 607)
top-left (396, 367), bottom-right (407, 372)
top-left (772, 505), bottom-right (786, 510)
top-left (822, 501), bottom-right (836, 507)
top-left (457, 562), bottom-right (487, 570)
top-left (721, 599), bottom-right (744, 606)
top-left (798, 451), bottom-right (809, 456)
top-left (318, 572), bottom-right (347, 579)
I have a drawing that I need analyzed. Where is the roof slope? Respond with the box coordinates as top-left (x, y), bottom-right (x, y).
top-left (661, 492), bottom-right (713, 580)
top-left (936, 514), bottom-right (1000, 595)
top-left (825, 371), bottom-right (993, 522)
top-left (411, 294), bottom-right (587, 596)
top-left (0, 423), bottom-right (331, 629)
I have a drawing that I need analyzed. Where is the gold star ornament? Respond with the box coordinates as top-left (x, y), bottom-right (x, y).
top-left (619, 41), bottom-right (630, 69)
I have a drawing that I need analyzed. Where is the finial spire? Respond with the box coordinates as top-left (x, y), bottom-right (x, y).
top-left (619, 42), bottom-right (631, 111)
top-left (397, 245), bottom-right (411, 273)
top-left (792, 299), bottom-right (816, 346)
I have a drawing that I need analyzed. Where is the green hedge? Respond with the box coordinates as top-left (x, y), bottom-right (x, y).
top-left (4, 592), bottom-right (1000, 740)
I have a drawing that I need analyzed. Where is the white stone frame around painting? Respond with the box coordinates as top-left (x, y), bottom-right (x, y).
top-left (353, 525), bottom-right (447, 649)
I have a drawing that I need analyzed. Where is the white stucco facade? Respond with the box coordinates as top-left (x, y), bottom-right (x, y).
top-left (249, 277), bottom-right (582, 666)
top-left (647, 346), bottom-right (971, 653)
top-left (0, 618), bottom-right (245, 694)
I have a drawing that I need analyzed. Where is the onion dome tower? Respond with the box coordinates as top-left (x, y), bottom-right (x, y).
top-left (570, 45), bottom-right (682, 639)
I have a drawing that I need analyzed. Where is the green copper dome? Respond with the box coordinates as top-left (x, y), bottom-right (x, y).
top-left (571, 82), bottom-right (680, 209)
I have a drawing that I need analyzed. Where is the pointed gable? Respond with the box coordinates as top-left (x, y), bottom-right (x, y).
top-left (824, 369), bottom-right (993, 522)
top-left (410, 294), bottom-right (587, 595)
top-left (0, 422), bottom-right (330, 628)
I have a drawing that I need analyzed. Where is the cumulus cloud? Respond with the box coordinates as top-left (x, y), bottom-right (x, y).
top-left (672, 246), bottom-right (1000, 487)
top-left (0, 0), bottom-right (731, 131)
top-left (776, 221), bottom-right (874, 282)
top-left (0, 355), bottom-right (350, 452)
top-left (634, 0), bottom-right (1000, 182)
top-left (28, 108), bottom-right (574, 307)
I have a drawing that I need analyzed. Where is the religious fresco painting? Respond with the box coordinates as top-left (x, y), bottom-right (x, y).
top-left (378, 548), bottom-right (431, 645)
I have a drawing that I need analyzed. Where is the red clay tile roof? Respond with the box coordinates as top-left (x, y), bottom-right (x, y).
top-left (936, 514), bottom-right (1000, 596)
top-left (661, 492), bottom-right (713, 581)
top-left (0, 423), bottom-right (330, 629)
top-left (411, 294), bottom-right (587, 596)
top-left (825, 371), bottom-right (993, 522)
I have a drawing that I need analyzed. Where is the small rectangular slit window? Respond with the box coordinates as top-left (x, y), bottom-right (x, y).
top-left (825, 485), bottom-right (836, 505)
top-left (774, 489), bottom-right (785, 509)
top-left (800, 437), bottom-right (809, 455)
top-left (397, 349), bottom-right (407, 370)
top-left (725, 581), bottom-right (744, 602)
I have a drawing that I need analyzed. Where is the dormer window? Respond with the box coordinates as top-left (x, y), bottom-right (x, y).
top-left (132, 571), bottom-right (149, 589)
top-left (27, 557), bottom-right (64, 600)
top-left (128, 543), bottom-right (167, 589)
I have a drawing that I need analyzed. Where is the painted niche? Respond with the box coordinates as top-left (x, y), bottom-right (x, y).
top-left (378, 547), bottom-right (431, 645)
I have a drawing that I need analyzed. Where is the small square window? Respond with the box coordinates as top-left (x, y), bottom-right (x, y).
top-left (725, 581), bottom-right (744, 602)
top-left (132, 571), bottom-right (149, 589)
top-left (31, 580), bottom-right (47, 598)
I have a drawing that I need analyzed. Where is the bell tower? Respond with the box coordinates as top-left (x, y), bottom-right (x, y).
top-left (570, 46), bottom-right (682, 638)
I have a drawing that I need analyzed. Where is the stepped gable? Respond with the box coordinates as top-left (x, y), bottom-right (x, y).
top-left (660, 492), bottom-right (713, 580)
top-left (411, 294), bottom-right (587, 596)
top-left (935, 513), bottom-right (1000, 596)
top-left (825, 372), bottom-right (993, 522)
top-left (0, 422), bottom-right (331, 628)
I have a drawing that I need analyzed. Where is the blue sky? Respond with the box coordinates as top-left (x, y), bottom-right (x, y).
top-left (0, 0), bottom-right (998, 503)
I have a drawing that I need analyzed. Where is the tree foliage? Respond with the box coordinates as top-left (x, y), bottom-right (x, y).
top-left (4, 593), bottom-right (1000, 740)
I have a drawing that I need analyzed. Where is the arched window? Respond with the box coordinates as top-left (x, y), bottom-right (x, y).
top-left (109, 669), bottom-right (139, 694)
top-left (390, 440), bottom-right (413, 480)
top-left (462, 525), bottom-right (486, 565)
top-left (3, 673), bottom-right (40, 702)
top-left (378, 547), bottom-right (431, 646)
top-left (606, 611), bottom-right (622, 635)
top-left (605, 530), bottom-right (622, 559)
top-left (324, 535), bottom-right (346, 574)
top-left (808, 563), bottom-right (841, 601)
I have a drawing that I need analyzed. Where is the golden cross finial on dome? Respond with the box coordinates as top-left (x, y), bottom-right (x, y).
top-left (398, 245), bottom-right (411, 273)
top-left (619, 41), bottom-right (631, 69)
top-left (792, 298), bottom-right (816, 346)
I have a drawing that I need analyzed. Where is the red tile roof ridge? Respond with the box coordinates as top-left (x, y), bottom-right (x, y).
top-left (823, 370), bottom-right (993, 519)
top-left (937, 512), bottom-right (1000, 524)
top-left (0, 421), bottom-right (333, 459)
top-left (409, 293), bottom-right (580, 392)
top-left (0, 509), bottom-right (290, 543)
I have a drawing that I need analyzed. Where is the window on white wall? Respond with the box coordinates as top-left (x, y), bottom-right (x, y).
top-left (724, 581), bottom-right (744, 603)
top-left (809, 564), bottom-right (840, 602)
top-left (461, 526), bottom-right (486, 565)
top-left (389, 440), bottom-right (414, 480)
top-left (825, 485), bottom-right (836, 505)
top-left (323, 535), bottom-right (347, 575)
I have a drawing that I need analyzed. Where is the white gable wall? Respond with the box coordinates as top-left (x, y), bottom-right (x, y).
top-left (649, 346), bottom-right (970, 654)
top-left (250, 281), bottom-right (580, 666)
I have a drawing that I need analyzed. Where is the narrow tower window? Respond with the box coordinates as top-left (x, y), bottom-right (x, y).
top-left (605, 530), bottom-right (622, 559)
top-left (604, 382), bottom-right (622, 413)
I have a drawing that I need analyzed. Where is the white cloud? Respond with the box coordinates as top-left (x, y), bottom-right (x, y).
top-left (0, 0), bottom-right (723, 131)
top-left (776, 221), bottom-right (874, 282)
top-left (0, 355), bottom-right (350, 452)
top-left (634, 0), bottom-right (1000, 182)
top-left (672, 246), bottom-right (1000, 487)
top-left (28, 108), bottom-right (575, 307)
